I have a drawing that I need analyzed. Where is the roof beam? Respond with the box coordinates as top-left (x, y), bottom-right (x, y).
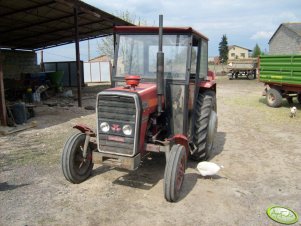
top-left (33, 33), bottom-right (110, 50)
top-left (55, 0), bottom-right (122, 25)
top-left (1, 12), bottom-right (85, 35)
top-left (1, 19), bottom-right (107, 44)
top-left (0, 0), bottom-right (133, 50)
top-left (18, 26), bottom-right (113, 49)
top-left (0, 1), bottom-right (56, 18)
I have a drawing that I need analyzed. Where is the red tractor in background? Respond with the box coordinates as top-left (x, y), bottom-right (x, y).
top-left (61, 16), bottom-right (217, 202)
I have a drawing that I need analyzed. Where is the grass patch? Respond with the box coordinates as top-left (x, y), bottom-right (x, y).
top-left (223, 95), bottom-right (301, 124)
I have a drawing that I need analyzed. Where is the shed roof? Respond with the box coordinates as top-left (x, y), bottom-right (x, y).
top-left (269, 23), bottom-right (301, 44)
top-left (0, 0), bottom-right (133, 50)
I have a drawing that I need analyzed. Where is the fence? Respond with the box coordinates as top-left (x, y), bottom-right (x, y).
top-left (84, 61), bottom-right (111, 83)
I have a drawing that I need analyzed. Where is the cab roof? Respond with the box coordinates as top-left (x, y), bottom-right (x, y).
top-left (114, 26), bottom-right (209, 41)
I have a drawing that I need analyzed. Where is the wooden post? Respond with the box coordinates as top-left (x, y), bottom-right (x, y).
top-left (0, 55), bottom-right (7, 126)
top-left (74, 6), bottom-right (82, 107)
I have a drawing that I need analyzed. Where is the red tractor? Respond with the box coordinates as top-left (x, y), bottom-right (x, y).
top-left (61, 16), bottom-right (217, 202)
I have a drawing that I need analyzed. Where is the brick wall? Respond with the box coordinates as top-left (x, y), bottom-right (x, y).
top-left (0, 50), bottom-right (40, 79)
top-left (269, 26), bottom-right (301, 55)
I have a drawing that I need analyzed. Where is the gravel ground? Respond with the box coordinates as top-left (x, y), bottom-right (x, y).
top-left (1, 76), bottom-right (300, 226)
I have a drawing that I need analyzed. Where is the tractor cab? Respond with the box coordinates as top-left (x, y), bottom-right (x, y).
top-left (112, 26), bottom-right (215, 139)
top-left (61, 17), bottom-right (217, 202)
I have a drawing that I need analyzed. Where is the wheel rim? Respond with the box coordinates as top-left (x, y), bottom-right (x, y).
top-left (73, 145), bottom-right (92, 176)
top-left (268, 93), bottom-right (275, 103)
top-left (176, 155), bottom-right (185, 191)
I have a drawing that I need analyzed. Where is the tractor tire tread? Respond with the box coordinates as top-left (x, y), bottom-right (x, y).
top-left (61, 132), bottom-right (93, 184)
top-left (191, 90), bottom-right (216, 161)
top-left (164, 145), bottom-right (186, 202)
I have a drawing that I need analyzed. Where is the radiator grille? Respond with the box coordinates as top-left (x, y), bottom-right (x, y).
top-left (97, 94), bottom-right (138, 156)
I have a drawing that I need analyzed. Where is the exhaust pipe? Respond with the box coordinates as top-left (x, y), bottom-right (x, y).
top-left (157, 15), bottom-right (164, 115)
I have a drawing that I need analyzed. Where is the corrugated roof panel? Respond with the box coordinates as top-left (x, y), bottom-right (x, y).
top-left (0, 0), bottom-right (133, 50)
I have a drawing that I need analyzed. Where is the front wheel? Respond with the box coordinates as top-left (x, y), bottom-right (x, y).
top-left (164, 144), bottom-right (187, 202)
top-left (61, 132), bottom-right (94, 183)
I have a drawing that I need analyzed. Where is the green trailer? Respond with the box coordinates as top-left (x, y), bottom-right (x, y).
top-left (259, 55), bottom-right (301, 107)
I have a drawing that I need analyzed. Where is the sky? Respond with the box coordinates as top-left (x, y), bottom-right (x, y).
top-left (41, 0), bottom-right (301, 62)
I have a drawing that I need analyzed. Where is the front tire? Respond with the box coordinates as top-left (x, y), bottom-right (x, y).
top-left (164, 144), bottom-right (187, 202)
top-left (61, 132), bottom-right (94, 183)
top-left (266, 88), bottom-right (282, 108)
top-left (191, 90), bottom-right (217, 161)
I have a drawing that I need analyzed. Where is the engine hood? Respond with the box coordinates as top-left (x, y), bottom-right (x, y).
top-left (105, 83), bottom-right (160, 112)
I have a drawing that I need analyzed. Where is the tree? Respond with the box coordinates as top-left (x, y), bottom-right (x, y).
top-left (97, 11), bottom-right (146, 59)
top-left (218, 35), bottom-right (229, 63)
top-left (219, 35), bottom-right (228, 63)
top-left (252, 44), bottom-right (261, 57)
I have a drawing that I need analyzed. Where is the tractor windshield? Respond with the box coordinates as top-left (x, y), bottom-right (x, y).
top-left (115, 34), bottom-right (190, 80)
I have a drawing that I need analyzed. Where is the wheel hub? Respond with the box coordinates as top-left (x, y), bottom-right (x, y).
top-left (176, 156), bottom-right (185, 191)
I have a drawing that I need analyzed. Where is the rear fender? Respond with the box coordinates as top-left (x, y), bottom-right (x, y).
top-left (73, 124), bottom-right (96, 137)
top-left (199, 70), bottom-right (216, 91)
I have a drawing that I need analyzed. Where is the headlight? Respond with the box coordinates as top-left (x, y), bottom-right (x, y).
top-left (100, 122), bottom-right (110, 132)
top-left (122, 125), bottom-right (132, 136)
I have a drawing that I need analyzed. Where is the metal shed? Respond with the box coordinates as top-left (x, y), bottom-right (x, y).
top-left (0, 0), bottom-right (133, 126)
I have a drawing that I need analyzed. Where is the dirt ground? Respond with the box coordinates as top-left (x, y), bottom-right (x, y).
top-left (1, 76), bottom-right (301, 226)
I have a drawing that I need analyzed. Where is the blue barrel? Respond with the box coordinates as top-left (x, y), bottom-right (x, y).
top-left (11, 103), bottom-right (27, 124)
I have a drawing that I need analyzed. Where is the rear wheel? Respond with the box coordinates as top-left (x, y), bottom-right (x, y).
top-left (61, 132), bottom-right (94, 183)
top-left (164, 144), bottom-right (186, 202)
top-left (297, 93), bottom-right (301, 104)
top-left (286, 96), bottom-right (293, 104)
top-left (266, 88), bottom-right (282, 108)
top-left (191, 90), bottom-right (217, 161)
top-left (247, 72), bottom-right (255, 80)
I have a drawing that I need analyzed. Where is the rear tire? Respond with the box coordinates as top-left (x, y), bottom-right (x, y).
top-left (247, 72), bottom-right (255, 80)
top-left (286, 96), bottom-right (293, 104)
top-left (164, 144), bottom-right (186, 202)
top-left (297, 93), bottom-right (301, 104)
top-left (191, 90), bottom-right (217, 161)
top-left (61, 132), bottom-right (94, 183)
top-left (266, 88), bottom-right (282, 108)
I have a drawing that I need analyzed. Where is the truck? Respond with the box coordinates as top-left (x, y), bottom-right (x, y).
top-left (227, 58), bottom-right (258, 80)
top-left (61, 16), bottom-right (217, 202)
top-left (259, 55), bottom-right (301, 107)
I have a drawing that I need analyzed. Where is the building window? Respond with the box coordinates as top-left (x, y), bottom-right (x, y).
top-left (240, 53), bottom-right (245, 58)
top-left (231, 53), bottom-right (235, 57)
